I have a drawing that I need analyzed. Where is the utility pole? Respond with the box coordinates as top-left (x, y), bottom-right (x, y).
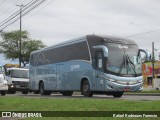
top-left (16, 4), bottom-right (23, 67)
top-left (152, 42), bottom-right (155, 80)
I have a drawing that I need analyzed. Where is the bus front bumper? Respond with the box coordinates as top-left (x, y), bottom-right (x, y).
top-left (106, 81), bottom-right (143, 92)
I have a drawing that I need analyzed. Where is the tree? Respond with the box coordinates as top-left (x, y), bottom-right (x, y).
top-left (0, 30), bottom-right (46, 66)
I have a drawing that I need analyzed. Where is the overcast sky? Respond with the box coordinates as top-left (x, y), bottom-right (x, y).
top-left (0, 0), bottom-right (160, 65)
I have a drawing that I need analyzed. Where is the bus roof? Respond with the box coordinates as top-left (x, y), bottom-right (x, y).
top-left (31, 35), bottom-right (137, 54)
top-left (86, 35), bottom-right (137, 44)
top-left (8, 68), bottom-right (29, 71)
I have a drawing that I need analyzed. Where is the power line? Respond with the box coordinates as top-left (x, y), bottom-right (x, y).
top-left (0, 0), bottom-right (18, 17)
top-left (0, 0), bottom-right (46, 30)
top-left (0, 0), bottom-right (6, 6)
top-left (8, 0), bottom-right (54, 30)
top-left (24, 0), bottom-right (55, 21)
top-left (126, 28), bottom-right (160, 38)
top-left (0, 0), bottom-right (38, 26)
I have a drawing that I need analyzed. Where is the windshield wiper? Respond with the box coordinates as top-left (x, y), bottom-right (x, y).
top-left (126, 54), bottom-right (137, 77)
top-left (118, 54), bottom-right (137, 77)
top-left (118, 55), bottom-right (126, 75)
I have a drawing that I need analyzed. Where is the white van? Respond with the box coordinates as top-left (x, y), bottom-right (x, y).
top-left (6, 68), bottom-right (29, 94)
top-left (0, 66), bottom-right (8, 96)
top-left (153, 78), bottom-right (160, 91)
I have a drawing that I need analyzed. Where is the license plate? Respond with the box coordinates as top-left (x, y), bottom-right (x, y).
top-left (124, 88), bottom-right (130, 91)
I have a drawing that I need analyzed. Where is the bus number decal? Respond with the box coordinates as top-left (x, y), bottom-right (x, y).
top-left (70, 65), bottom-right (80, 71)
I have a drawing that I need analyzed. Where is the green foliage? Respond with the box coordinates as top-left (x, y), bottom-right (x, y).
top-left (0, 30), bottom-right (46, 66)
top-left (1, 97), bottom-right (160, 111)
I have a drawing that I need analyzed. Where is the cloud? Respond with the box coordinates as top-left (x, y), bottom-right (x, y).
top-left (1, 0), bottom-right (160, 64)
top-left (0, 54), bottom-right (18, 65)
top-left (22, 0), bottom-right (160, 45)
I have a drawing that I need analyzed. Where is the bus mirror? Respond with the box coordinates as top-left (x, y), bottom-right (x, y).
top-left (138, 49), bottom-right (151, 62)
top-left (93, 45), bottom-right (108, 58)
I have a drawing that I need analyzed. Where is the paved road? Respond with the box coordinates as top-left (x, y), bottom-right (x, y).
top-left (3, 92), bottom-right (160, 101)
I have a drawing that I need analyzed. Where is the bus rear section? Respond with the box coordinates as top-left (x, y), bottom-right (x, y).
top-left (29, 35), bottom-right (150, 97)
top-left (0, 66), bottom-right (8, 96)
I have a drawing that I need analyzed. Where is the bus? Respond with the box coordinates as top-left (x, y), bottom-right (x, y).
top-left (29, 35), bottom-right (150, 97)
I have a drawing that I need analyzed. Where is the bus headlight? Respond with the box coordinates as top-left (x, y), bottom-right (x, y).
top-left (137, 80), bottom-right (143, 83)
top-left (100, 75), bottom-right (116, 82)
top-left (108, 78), bottom-right (116, 82)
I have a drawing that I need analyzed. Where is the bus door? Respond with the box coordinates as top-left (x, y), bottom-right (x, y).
top-left (95, 51), bottom-right (105, 90)
top-left (56, 64), bottom-right (64, 90)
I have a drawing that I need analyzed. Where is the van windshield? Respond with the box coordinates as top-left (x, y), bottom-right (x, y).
top-left (10, 69), bottom-right (29, 78)
top-left (0, 67), bottom-right (3, 74)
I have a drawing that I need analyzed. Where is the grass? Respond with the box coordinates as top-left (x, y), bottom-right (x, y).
top-left (124, 90), bottom-right (160, 94)
top-left (0, 96), bottom-right (160, 120)
top-left (0, 96), bottom-right (160, 111)
top-left (140, 90), bottom-right (160, 93)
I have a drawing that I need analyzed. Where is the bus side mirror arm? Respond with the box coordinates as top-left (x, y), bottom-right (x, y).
top-left (93, 45), bottom-right (108, 57)
top-left (138, 49), bottom-right (151, 61)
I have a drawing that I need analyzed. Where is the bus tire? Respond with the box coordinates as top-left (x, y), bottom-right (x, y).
top-left (34, 91), bottom-right (40, 94)
top-left (1, 91), bottom-right (7, 96)
top-left (22, 91), bottom-right (28, 94)
top-left (112, 92), bottom-right (123, 98)
top-left (60, 91), bottom-right (73, 96)
top-left (39, 82), bottom-right (45, 95)
top-left (45, 91), bottom-right (52, 95)
top-left (10, 90), bottom-right (16, 94)
top-left (82, 80), bottom-right (93, 97)
top-left (39, 82), bottom-right (51, 95)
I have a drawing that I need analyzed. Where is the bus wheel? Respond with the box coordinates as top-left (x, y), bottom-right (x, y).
top-left (39, 82), bottom-right (45, 95)
top-left (39, 82), bottom-right (51, 95)
top-left (1, 91), bottom-right (7, 96)
top-left (45, 91), bottom-right (52, 95)
top-left (61, 91), bottom-right (73, 96)
top-left (82, 80), bottom-right (93, 97)
top-left (112, 92), bottom-right (123, 98)
top-left (34, 91), bottom-right (40, 94)
top-left (22, 91), bottom-right (28, 94)
top-left (10, 90), bottom-right (16, 94)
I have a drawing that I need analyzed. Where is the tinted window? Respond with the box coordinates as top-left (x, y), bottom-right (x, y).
top-left (31, 41), bottom-right (90, 66)
top-left (75, 42), bottom-right (90, 60)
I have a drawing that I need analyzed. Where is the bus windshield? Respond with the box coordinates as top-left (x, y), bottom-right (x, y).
top-left (106, 43), bottom-right (142, 76)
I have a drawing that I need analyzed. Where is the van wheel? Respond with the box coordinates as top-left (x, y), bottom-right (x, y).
top-left (61, 91), bottom-right (73, 96)
top-left (1, 91), bottom-right (7, 96)
top-left (82, 80), bottom-right (93, 97)
top-left (112, 92), bottom-right (123, 98)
